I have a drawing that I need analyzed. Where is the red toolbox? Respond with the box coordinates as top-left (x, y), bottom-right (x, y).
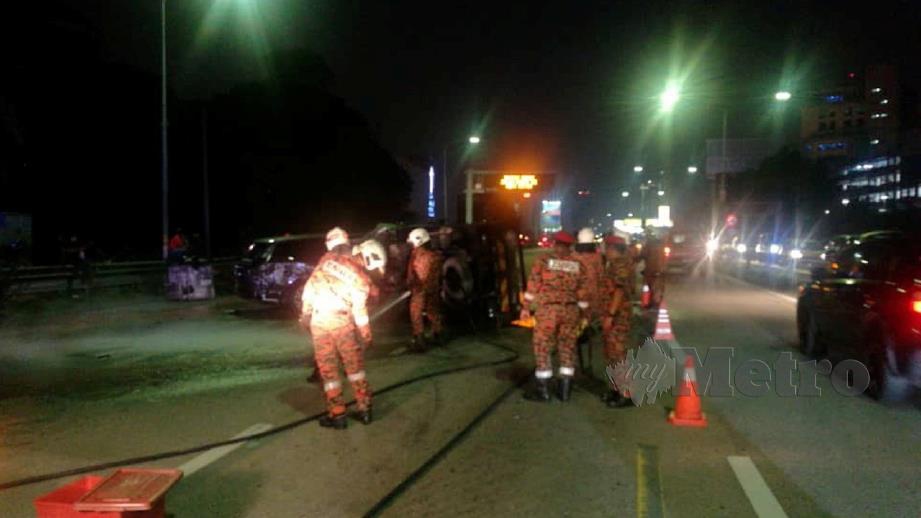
top-left (34, 469), bottom-right (182, 518)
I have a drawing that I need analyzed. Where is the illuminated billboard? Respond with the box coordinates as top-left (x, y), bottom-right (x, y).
top-left (540, 200), bottom-right (562, 233)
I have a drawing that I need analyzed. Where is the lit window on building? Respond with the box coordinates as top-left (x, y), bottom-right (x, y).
top-left (870, 139), bottom-right (879, 145)
top-left (880, 112), bottom-right (888, 118)
top-left (871, 87), bottom-right (882, 93)
top-left (881, 99), bottom-right (889, 105)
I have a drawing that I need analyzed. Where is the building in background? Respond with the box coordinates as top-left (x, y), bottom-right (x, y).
top-left (804, 64), bottom-right (921, 211)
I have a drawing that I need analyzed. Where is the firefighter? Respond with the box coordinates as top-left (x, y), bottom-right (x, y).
top-left (306, 239), bottom-right (386, 385)
top-left (406, 227), bottom-right (444, 351)
top-left (600, 234), bottom-right (635, 407)
top-left (640, 232), bottom-right (667, 309)
top-left (521, 231), bottom-right (589, 402)
top-left (300, 227), bottom-right (375, 429)
top-left (574, 228), bottom-right (603, 320)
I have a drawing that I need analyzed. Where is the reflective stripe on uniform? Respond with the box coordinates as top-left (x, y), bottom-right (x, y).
top-left (559, 366), bottom-right (575, 377)
top-left (578, 301), bottom-right (590, 309)
top-left (347, 370), bottom-right (366, 382)
top-left (323, 380), bottom-right (342, 392)
top-left (535, 369), bottom-right (553, 379)
top-left (354, 313), bottom-right (370, 327)
top-left (524, 292), bottom-right (536, 302)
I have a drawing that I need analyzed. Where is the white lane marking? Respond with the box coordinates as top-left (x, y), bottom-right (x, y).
top-left (727, 456), bottom-right (789, 518)
top-left (178, 423), bottom-right (273, 476)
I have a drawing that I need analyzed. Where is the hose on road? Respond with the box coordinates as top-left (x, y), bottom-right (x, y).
top-left (0, 292), bottom-right (524, 493)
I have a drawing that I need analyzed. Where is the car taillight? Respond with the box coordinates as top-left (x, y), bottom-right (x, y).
top-left (913, 300), bottom-right (921, 314)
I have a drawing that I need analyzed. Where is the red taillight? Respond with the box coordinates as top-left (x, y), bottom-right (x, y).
top-left (664, 246), bottom-right (671, 257)
top-left (913, 300), bottom-right (921, 314)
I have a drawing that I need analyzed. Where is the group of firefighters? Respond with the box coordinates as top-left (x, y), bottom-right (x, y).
top-left (297, 224), bottom-right (666, 430)
top-left (520, 228), bottom-right (664, 406)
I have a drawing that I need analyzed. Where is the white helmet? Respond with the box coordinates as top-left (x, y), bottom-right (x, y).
top-left (407, 227), bottom-right (431, 248)
top-left (358, 239), bottom-right (387, 273)
top-left (325, 227), bottom-right (350, 251)
top-left (577, 227), bottom-right (595, 244)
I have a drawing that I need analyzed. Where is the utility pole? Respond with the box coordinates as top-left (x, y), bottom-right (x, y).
top-left (202, 107), bottom-right (211, 259)
top-left (160, 0), bottom-right (169, 260)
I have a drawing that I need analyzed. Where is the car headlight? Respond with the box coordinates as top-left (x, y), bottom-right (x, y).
top-left (736, 244), bottom-right (747, 254)
top-left (789, 249), bottom-right (803, 260)
top-left (769, 244), bottom-right (783, 255)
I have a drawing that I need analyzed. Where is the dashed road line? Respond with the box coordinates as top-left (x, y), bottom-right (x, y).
top-left (727, 456), bottom-right (788, 518)
top-left (178, 423), bottom-right (273, 476)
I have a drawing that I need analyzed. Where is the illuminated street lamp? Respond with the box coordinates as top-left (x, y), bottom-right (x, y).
top-left (634, 165), bottom-right (644, 173)
top-left (621, 191), bottom-right (630, 198)
top-left (660, 82), bottom-right (680, 112)
top-left (774, 91), bottom-right (792, 102)
top-left (687, 166), bottom-right (698, 174)
top-left (657, 190), bottom-right (665, 196)
top-left (841, 198), bottom-right (851, 206)
top-left (468, 135), bottom-right (481, 144)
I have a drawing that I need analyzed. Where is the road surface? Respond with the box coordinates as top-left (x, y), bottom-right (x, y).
top-left (1, 272), bottom-right (919, 516)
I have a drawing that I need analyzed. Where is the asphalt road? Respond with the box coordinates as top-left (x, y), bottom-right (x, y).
top-left (1, 270), bottom-right (919, 516)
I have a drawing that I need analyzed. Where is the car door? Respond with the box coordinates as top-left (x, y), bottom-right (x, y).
top-left (827, 242), bottom-right (894, 362)
top-left (811, 245), bottom-right (860, 360)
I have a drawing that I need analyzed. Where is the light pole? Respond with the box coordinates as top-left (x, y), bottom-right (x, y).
top-left (710, 92), bottom-right (792, 239)
top-left (444, 135), bottom-right (480, 223)
top-left (161, 0), bottom-right (169, 260)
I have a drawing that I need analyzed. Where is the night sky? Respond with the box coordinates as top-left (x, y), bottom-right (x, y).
top-left (4, 1), bottom-right (921, 255)
top-left (15, 1), bottom-right (921, 176)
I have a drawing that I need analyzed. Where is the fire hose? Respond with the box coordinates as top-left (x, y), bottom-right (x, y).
top-left (0, 290), bottom-right (524, 494)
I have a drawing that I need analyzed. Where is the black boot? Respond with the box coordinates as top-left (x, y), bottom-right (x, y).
top-left (353, 407), bottom-right (373, 425)
top-left (410, 335), bottom-right (427, 353)
top-left (318, 413), bottom-right (347, 429)
top-left (602, 390), bottom-right (633, 408)
top-left (557, 377), bottom-right (573, 402)
top-left (523, 378), bottom-right (551, 402)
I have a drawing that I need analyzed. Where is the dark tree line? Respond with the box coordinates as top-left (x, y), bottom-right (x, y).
top-left (0, 10), bottom-right (410, 263)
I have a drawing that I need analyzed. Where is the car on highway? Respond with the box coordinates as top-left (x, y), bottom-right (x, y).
top-left (797, 230), bottom-right (921, 398)
top-left (233, 233), bottom-right (327, 312)
top-left (665, 231), bottom-right (708, 273)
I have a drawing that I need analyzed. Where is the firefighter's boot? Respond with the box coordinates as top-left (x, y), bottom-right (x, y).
top-left (557, 376), bottom-right (573, 402)
top-left (411, 335), bottom-right (427, 353)
top-left (524, 378), bottom-right (551, 402)
top-left (353, 407), bottom-right (373, 425)
top-left (602, 389), bottom-right (633, 408)
top-left (319, 413), bottom-right (347, 430)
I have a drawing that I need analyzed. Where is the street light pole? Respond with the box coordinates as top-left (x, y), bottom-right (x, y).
top-left (442, 147), bottom-right (448, 222)
top-left (160, 0), bottom-right (169, 260)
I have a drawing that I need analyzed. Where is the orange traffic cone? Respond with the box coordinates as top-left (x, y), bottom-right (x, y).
top-left (654, 302), bottom-right (675, 341)
top-left (668, 356), bottom-right (707, 427)
top-left (641, 284), bottom-right (651, 307)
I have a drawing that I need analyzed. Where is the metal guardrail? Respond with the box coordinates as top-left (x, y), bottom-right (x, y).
top-left (2, 257), bottom-right (238, 295)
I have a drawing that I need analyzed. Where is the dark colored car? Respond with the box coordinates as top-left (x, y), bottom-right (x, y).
top-left (797, 231), bottom-right (921, 398)
top-left (233, 234), bottom-right (327, 311)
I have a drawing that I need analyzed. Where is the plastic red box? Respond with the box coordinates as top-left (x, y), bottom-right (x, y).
top-left (34, 469), bottom-right (182, 518)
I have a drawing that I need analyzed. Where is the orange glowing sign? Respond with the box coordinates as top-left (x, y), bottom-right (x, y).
top-left (500, 174), bottom-right (539, 190)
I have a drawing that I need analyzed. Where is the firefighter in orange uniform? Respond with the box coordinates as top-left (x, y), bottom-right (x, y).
top-left (641, 232), bottom-right (667, 309)
top-left (521, 231), bottom-right (589, 402)
top-left (574, 227), bottom-right (603, 319)
top-left (300, 227), bottom-right (375, 429)
top-left (600, 234), bottom-right (635, 407)
top-left (406, 228), bottom-right (444, 351)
